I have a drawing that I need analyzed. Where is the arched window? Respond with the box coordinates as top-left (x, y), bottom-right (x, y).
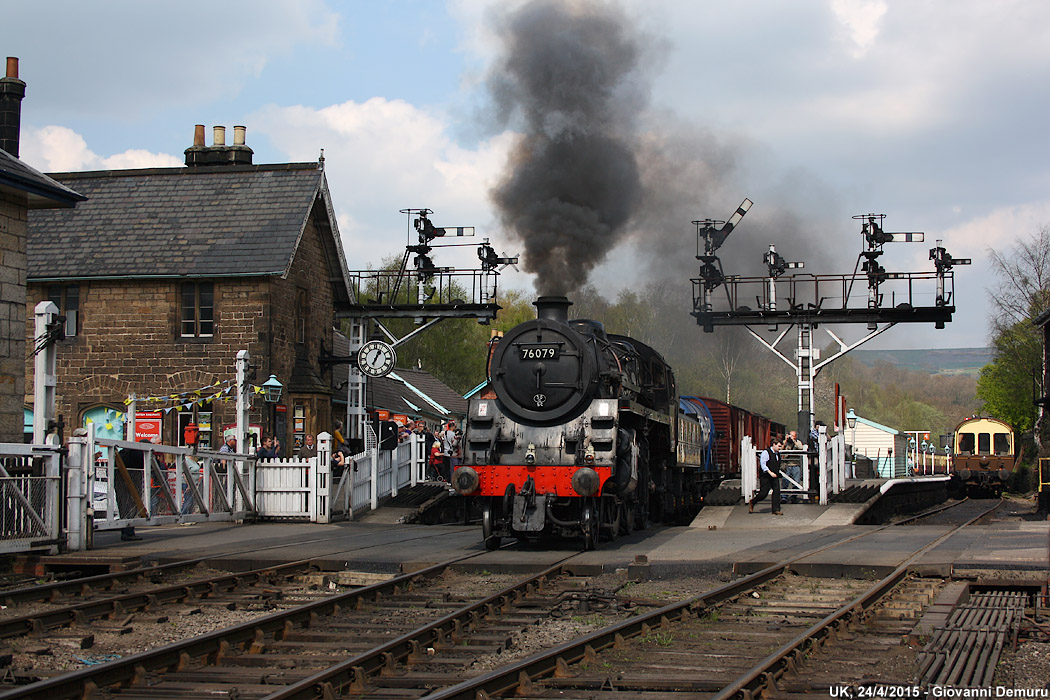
top-left (82, 404), bottom-right (126, 440)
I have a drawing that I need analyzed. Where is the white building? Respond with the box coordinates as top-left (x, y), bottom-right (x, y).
top-left (847, 414), bottom-right (909, 478)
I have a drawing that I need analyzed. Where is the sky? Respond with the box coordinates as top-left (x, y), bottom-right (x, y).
top-left (8, 0), bottom-right (1050, 352)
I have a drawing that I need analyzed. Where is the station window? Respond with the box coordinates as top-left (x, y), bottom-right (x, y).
top-left (180, 282), bottom-right (214, 338)
top-left (47, 284), bottom-right (79, 337)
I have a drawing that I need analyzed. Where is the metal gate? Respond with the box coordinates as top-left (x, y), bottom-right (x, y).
top-left (0, 444), bottom-right (62, 555)
top-left (79, 433), bottom-right (256, 531)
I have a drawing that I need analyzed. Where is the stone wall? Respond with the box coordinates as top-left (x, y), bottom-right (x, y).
top-left (23, 202), bottom-right (336, 447)
top-left (0, 191), bottom-right (26, 442)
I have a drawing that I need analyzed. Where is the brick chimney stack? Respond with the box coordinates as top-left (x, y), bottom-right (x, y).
top-left (0, 57), bottom-right (27, 157)
top-left (184, 123), bottom-right (254, 167)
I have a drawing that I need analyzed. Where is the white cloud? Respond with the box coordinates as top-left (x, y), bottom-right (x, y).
top-left (830, 0), bottom-right (887, 57)
top-left (20, 126), bottom-right (182, 172)
top-left (251, 97), bottom-right (518, 271)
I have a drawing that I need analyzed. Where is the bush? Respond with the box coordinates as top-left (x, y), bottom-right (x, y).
top-left (1010, 463), bottom-right (1035, 494)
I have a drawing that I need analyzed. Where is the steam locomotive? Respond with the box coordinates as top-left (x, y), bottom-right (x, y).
top-left (452, 296), bottom-right (781, 549)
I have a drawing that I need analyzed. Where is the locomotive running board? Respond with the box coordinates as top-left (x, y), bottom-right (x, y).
top-left (617, 399), bottom-right (671, 425)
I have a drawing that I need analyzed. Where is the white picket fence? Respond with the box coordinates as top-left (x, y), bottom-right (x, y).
top-left (741, 427), bottom-right (846, 505)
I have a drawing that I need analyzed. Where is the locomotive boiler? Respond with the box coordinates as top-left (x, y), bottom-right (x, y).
top-left (453, 296), bottom-right (713, 549)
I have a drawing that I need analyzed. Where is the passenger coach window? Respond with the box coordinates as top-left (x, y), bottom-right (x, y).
top-left (993, 433), bottom-right (1010, 455)
top-left (977, 433), bottom-right (990, 455)
top-left (958, 433), bottom-right (975, 455)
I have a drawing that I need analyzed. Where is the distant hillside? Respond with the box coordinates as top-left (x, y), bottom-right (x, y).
top-left (849, 348), bottom-right (992, 376)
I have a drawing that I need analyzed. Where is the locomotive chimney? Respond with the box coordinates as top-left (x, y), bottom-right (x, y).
top-left (534, 296), bottom-right (572, 323)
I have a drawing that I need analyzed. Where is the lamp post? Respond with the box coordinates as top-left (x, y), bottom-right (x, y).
top-left (262, 374), bottom-right (283, 451)
top-left (846, 409), bottom-right (857, 479)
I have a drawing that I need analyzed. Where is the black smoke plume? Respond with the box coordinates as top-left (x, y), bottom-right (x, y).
top-left (488, 0), bottom-right (651, 296)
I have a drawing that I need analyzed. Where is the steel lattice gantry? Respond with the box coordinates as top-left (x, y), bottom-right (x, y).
top-left (690, 208), bottom-right (968, 434)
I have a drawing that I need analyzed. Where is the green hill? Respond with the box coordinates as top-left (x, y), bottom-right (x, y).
top-left (849, 347), bottom-right (992, 376)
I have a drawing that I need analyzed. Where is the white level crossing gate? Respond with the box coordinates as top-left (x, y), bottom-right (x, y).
top-left (0, 445), bottom-right (62, 554)
top-left (0, 431), bottom-right (432, 554)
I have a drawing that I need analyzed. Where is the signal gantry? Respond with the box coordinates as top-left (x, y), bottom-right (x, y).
top-left (690, 203), bottom-right (969, 434)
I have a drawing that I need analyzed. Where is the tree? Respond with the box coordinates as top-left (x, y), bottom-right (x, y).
top-left (986, 225), bottom-right (1050, 450)
top-left (975, 321), bottom-right (1039, 433)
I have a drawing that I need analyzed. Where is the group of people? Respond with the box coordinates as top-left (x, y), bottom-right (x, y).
top-left (422, 420), bottom-right (460, 483)
top-left (748, 425), bottom-right (823, 516)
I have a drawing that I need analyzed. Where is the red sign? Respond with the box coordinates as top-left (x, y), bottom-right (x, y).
top-left (276, 404), bottom-right (287, 413)
top-left (135, 412), bottom-right (163, 442)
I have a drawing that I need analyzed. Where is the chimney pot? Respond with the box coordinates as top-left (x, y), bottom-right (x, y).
top-left (233, 125), bottom-right (246, 146)
top-left (213, 125), bottom-right (226, 147)
top-left (0, 56), bottom-right (26, 157)
top-left (193, 124), bottom-right (205, 147)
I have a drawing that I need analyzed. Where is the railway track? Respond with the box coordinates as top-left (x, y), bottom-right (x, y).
top-left (0, 553), bottom-right (627, 699)
top-left (0, 498), bottom-right (1027, 698)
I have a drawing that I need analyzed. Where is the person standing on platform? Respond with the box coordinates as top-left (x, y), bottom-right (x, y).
top-left (440, 421), bottom-right (459, 482)
top-left (749, 439), bottom-right (784, 515)
top-left (257, 436), bottom-right (277, 460)
top-left (783, 430), bottom-right (803, 502)
top-left (297, 433), bottom-right (317, 459)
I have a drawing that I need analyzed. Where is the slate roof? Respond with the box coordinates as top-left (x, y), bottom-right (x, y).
top-left (0, 148), bottom-right (85, 208)
top-left (369, 369), bottom-right (468, 420)
top-left (27, 163), bottom-right (333, 281)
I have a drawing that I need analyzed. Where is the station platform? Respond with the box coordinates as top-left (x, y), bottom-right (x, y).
top-left (22, 493), bottom-right (1047, 586)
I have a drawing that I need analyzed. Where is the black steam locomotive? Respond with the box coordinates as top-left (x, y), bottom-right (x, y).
top-left (452, 296), bottom-right (714, 549)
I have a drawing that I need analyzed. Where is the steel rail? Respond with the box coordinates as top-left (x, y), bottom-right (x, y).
top-left (409, 499), bottom-right (1004, 700)
top-left (0, 559), bottom-right (321, 640)
top-left (414, 563), bottom-right (789, 700)
top-left (261, 555), bottom-right (581, 700)
top-left (711, 497), bottom-right (1003, 700)
top-left (0, 546), bottom-right (496, 700)
top-left (0, 525), bottom-right (470, 606)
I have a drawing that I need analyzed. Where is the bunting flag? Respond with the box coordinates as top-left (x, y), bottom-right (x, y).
top-left (124, 380), bottom-right (269, 415)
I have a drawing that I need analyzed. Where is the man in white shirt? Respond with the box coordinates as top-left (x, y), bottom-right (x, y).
top-left (749, 439), bottom-right (784, 515)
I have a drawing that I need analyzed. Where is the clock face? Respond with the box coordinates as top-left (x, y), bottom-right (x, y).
top-left (358, 340), bottom-right (396, 378)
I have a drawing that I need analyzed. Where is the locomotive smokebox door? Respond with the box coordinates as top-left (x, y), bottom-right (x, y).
top-left (490, 296), bottom-right (600, 425)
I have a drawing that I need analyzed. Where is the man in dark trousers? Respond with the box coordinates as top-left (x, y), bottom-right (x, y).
top-left (749, 438), bottom-right (784, 515)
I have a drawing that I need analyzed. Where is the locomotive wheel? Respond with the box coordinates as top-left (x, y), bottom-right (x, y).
top-left (482, 507), bottom-right (500, 551)
top-left (581, 502), bottom-right (598, 551)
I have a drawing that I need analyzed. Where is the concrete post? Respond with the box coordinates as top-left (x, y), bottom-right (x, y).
top-left (32, 301), bottom-right (58, 445)
top-left (126, 395), bottom-right (136, 442)
top-left (235, 350), bottom-right (250, 511)
top-left (316, 431), bottom-right (332, 524)
top-left (65, 433), bottom-right (89, 551)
